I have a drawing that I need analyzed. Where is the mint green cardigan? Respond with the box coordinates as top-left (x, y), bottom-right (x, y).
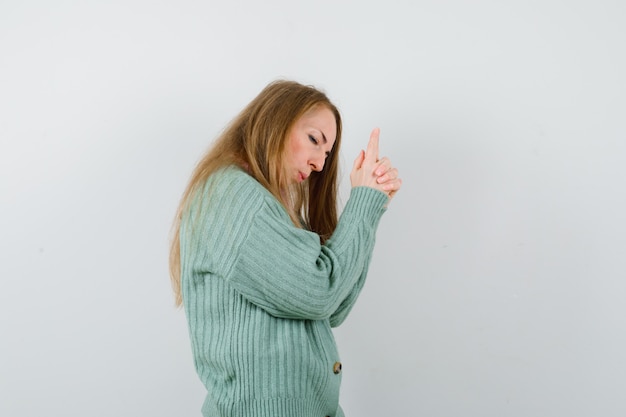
top-left (180, 167), bottom-right (388, 417)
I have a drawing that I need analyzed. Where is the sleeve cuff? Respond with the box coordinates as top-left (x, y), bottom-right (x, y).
top-left (343, 186), bottom-right (388, 225)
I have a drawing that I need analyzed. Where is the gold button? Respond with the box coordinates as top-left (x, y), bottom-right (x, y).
top-left (333, 361), bottom-right (342, 374)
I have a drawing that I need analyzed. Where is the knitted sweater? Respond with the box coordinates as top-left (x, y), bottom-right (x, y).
top-left (180, 167), bottom-right (388, 417)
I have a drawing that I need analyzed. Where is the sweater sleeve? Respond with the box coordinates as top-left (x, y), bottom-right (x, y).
top-left (184, 169), bottom-right (388, 321)
top-left (328, 250), bottom-right (373, 327)
top-left (225, 186), bottom-right (387, 320)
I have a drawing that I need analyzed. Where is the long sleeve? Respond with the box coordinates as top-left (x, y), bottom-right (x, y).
top-left (183, 168), bottom-right (387, 321)
top-left (329, 250), bottom-right (373, 328)
top-left (227, 186), bottom-right (386, 320)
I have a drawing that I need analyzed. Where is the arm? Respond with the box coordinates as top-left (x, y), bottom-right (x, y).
top-left (224, 185), bottom-right (387, 320)
top-left (328, 256), bottom-right (370, 328)
top-left (182, 169), bottom-right (387, 321)
top-left (329, 128), bottom-right (403, 326)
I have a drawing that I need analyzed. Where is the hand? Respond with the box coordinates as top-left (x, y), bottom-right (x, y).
top-left (350, 128), bottom-right (402, 203)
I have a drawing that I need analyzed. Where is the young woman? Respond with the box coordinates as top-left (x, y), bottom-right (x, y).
top-left (170, 80), bottom-right (401, 417)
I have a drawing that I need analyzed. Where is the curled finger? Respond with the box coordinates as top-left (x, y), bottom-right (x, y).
top-left (382, 177), bottom-right (402, 192)
top-left (377, 166), bottom-right (398, 184)
top-left (374, 157), bottom-right (391, 177)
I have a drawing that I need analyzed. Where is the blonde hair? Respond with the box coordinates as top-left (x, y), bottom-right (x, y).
top-left (169, 80), bottom-right (343, 306)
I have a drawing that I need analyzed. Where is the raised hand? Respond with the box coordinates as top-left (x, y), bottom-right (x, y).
top-left (350, 128), bottom-right (402, 203)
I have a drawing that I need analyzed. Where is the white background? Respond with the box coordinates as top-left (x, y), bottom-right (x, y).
top-left (1, 1), bottom-right (625, 416)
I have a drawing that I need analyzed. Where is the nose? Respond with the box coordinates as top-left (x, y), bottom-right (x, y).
top-left (309, 156), bottom-right (325, 172)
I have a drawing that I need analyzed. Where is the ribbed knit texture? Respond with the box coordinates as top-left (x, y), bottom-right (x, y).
top-left (180, 167), bottom-right (388, 417)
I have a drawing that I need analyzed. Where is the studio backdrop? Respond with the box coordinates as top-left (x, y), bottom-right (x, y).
top-left (1, 1), bottom-right (625, 416)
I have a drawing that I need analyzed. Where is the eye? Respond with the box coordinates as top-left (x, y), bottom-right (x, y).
top-left (308, 134), bottom-right (319, 145)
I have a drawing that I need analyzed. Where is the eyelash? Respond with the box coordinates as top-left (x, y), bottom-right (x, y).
top-left (309, 134), bottom-right (330, 158)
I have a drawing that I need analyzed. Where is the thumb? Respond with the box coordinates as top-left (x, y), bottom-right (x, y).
top-left (352, 149), bottom-right (365, 171)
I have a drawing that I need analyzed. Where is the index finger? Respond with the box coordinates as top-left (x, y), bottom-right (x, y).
top-left (365, 127), bottom-right (380, 163)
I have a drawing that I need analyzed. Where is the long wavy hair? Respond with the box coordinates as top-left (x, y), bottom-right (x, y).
top-left (169, 80), bottom-right (342, 306)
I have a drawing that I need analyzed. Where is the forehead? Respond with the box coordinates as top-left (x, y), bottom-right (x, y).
top-left (297, 106), bottom-right (337, 145)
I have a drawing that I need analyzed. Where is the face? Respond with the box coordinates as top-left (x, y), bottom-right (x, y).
top-left (284, 106), bottom-right (337, 184)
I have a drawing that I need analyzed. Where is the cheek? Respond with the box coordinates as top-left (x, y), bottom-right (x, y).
top-left (287, 139), bottom-right (306, 166)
